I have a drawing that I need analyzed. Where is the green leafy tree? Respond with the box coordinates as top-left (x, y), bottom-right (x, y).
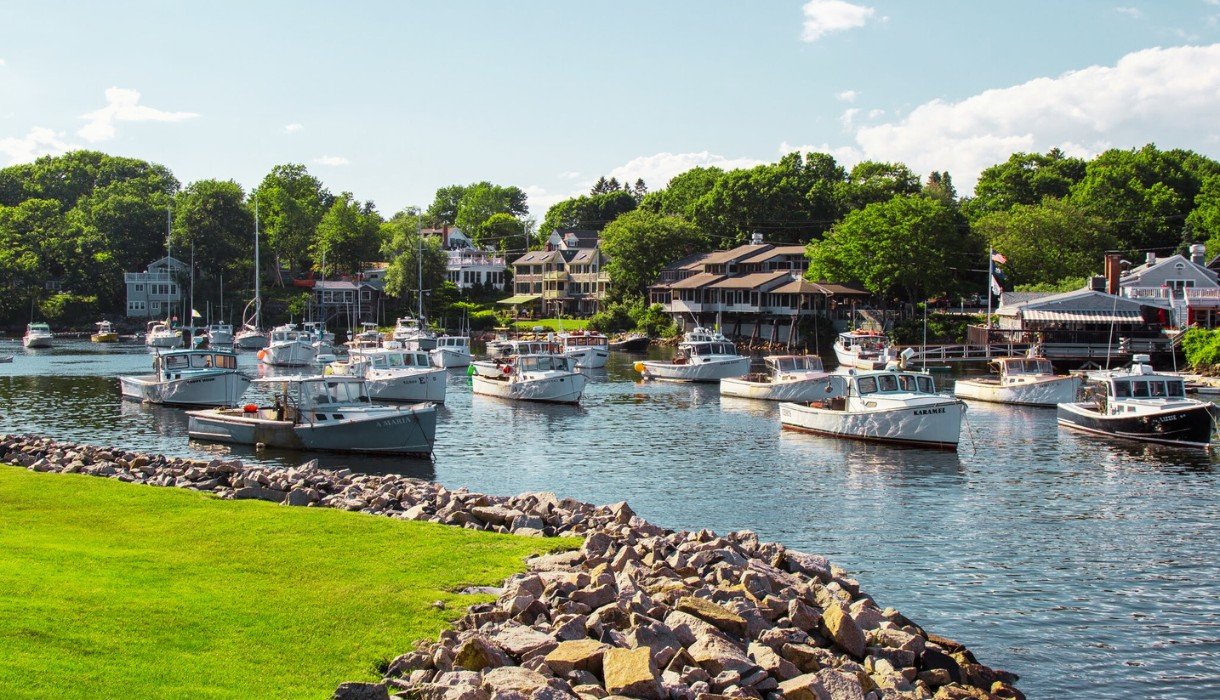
top-left (478, 212), bottom-right (528, 253)
top-left (640, 167), bottom-right (724, 219)
top-left (1068, 144), bottom-right (1210, 252)
top-left (539, 190), bottom-right (638, 237)
top-left (806, 196), bottom-right (975, 304)
top-left (1189, 175), bottom-right (1220, 257)
top-left (966, 148), bottom-right (1087, 219)
top-left (380, 212), bottom-right (449, 318)
top-left (313, 194), bottom-right (383, 275)
top-left (251, 164), bottom-right (332, 272)
top-left (453, 182), bottom-right (528, 236)
top-left (172, 180), bottom-right (255, 297)
top-left (973, 199), bottom-right (1116, 288)
top-left (836, 161), bottom-right (921, 211)
top-left (599, 209), bottom-right (707, 298)
top-left (424, 185), bottom-right (468, 226)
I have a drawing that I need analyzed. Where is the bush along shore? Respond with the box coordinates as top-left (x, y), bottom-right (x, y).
top-left (1, 434), bottom-right (1020, 700)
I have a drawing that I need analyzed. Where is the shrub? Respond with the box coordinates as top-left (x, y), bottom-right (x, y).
top-left (1181, 327), bottom-right (1220, 368)
top-left (889, 312), bottom-right (980, 345)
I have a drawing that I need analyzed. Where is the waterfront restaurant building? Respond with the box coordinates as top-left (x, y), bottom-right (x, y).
top-left (124, 256), bottom-right (186, 319)
top-left (647, 234), bottom-right (868, 342)
top-left (422, 226), bottom-right (508, 292)
top-left (1119, 245), bottom-right (1220, 328)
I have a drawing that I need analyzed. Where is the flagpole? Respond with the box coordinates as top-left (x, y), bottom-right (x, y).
top-left (986, 246), bottom-right (993, 330)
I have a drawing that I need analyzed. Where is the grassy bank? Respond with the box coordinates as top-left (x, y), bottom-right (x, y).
top-left (512, 318), bottom-right (589, 332)
top-left (0, 465), bottom-right (572, 698)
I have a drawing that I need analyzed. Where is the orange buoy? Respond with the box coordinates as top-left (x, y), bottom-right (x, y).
top-left (257, 349), bottom-right (267, 360)
top-left (243, 403), bottom-right (258, 413)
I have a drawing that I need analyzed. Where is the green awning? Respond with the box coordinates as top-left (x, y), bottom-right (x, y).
top-left (496, 294), bottom-right (542, 305)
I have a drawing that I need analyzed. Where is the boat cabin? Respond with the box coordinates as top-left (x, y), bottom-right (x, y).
top-left (436, 336), bottom-right (470, 349)
top-left (507, 340), bottom-right (560, 355)
top-left (838, 331), bottom-right (887, 350)
top-left (154, 350), bottom-right (239, 377)
top-left (354, 349), bottom-right (432, 370)
top-left (96, 321), bottom-right (115, 334)
top-left (768, 355), bottom-right (824, 374)
top-left (680, 341), bottom-right (737, 357)
top-left (499, 354), bottom-right (576, 374)
top-left (559, 332), bottom-right (608, 349)
top-left (992, 357), bottom-right (1055, 381)
top-left (1103, 375), bottom-right (1186, 400)
top-left (853, 371), bottom-right (938, 396)
top-left (270, 327), bottom-right (308, 342)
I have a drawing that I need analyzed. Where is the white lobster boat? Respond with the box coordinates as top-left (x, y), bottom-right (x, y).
top-left (720, 355), bottom-right (835, 402)
top-left (260, 325), bottom-right (316, 367)
top-left (431, 335), bottom-right (472, 368)
top-left (145, 321), bottom-right (183, 349)
top-left (119, 348), bottom-right (251, 407)
top-left (328, 347), bottom-right (447, 403)
top-left (234, 324), bottom-right (269, 350)
top-left (205, 323), bottom-right (234, 346)
top-left (470, 354), bottom-right (587, 404)
top-left (833, 331), bottom-right (892, 370)
top-left (393, 316), bottom-right (436, 351)
top-left (954, 356), bottom-right (1080, 407)
top-left (186, 375), bottom-right (437, 456)
top-left (779, 369), bottom-right (966, 450)
top-left (22, 322), bottom-right (54, 349)
top-left (557, 330), bottom-right (609, 369)
top-left (635, 329), bottom-right (749, 382)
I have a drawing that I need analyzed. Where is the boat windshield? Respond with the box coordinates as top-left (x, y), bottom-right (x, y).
top-left (1110, 378), bottom-right (1185, 398)
top-left (856, 372), bottom-right (935, 395)
top-left (303, 380), bottom-right (369, 406)
top-left (772, 356), bottom-right (823, 372)
top-left (518, 355), bottom-right (571, 372)
top-left (1006, 358), bottom-right (1052, 375)
top-left (689, 342), bottom-right (736, 356)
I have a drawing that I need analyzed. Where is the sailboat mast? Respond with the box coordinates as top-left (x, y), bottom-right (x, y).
top-left (166, 204), bottom-right (173, 325)
top-left (417, 218), bottom-right (424, 322)
top-left (254, 198), bottom-right (261, 329)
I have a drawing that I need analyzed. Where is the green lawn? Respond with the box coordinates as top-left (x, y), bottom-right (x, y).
top-left (512, 318), bottom-right (590, 332)
top-left (0, 465), bottom-right (574, 699)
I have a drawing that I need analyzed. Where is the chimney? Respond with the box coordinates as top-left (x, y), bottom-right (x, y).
top-left (1146, 251), bottom-right (1157, 266)
top-left (1090, 275), bottom-right (1106, 291)
top-left (442, 224), bottom-right (449, 248)
top-left (1104, 253), bottom-right (1121, 295)
top-left (750, 231), bottom-right (763, 245)
top-left (1190, 243), bottom-right (1206, 265)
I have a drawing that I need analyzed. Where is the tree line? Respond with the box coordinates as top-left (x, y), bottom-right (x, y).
top-left (4, 143), bottom-right (1220, 326)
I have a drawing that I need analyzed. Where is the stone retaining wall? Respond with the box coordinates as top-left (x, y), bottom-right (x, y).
top-left (0, 434), bottom-right (1021, 700)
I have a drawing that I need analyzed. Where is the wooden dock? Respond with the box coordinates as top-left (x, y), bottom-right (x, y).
top-left (896, 342), bottom-right (1031, 363)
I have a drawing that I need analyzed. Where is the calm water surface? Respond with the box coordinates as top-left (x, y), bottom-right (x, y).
top-left (1, 341), bottom-right (1217, 698)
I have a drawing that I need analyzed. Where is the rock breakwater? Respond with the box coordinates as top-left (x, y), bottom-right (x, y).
top-left (1, 434), bottom-right (1020, 700)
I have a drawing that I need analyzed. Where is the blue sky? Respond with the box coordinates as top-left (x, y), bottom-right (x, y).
top-left (3, 1), bottom-right (1220, 218)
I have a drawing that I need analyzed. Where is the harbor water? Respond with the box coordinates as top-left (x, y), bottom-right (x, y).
top-left (1, 341), bottom-right (1217, 699)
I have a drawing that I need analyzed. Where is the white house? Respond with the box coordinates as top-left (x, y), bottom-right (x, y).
top-left (1120, 245), bottom-right (1220, 328)
top-left (423, 225), bottom-right (508, 291)
top-left (125, 256), bottom-right (186, 318)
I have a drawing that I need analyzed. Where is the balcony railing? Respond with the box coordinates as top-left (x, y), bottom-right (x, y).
top-left (1125, 286), bottom-right (1220, 300)
top-left (543, 271), bottom-right (568, 281)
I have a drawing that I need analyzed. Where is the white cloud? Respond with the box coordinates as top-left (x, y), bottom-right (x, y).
top-left (523, 185), bottom-right (571, 216)
top-left (868, 108), bottom-right (885, 119)
top-left (605, 151), bottom-right (765, 190)
top-left (284, 123), bottom-right (304, 134)
top-left (837, 89), bottom-right (858, 102)
top-left (822, 44), bottom-right (1220, 194)
top-left (0, 126), bottom-right (75, 164)
top-left (839, 108), bottom-right (861, 129)
top-left (314, 155), bottom-right (350, 166)
top-left (1115, 6), bottom-right (1143, 18)
top-left (77, 87), bottom-right (198, 142)
top-left (0, 58), bottom-right (7, 67)
top-left (801, 0), bottom-right (875, 42)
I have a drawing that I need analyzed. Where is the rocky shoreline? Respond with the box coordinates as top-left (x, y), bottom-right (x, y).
top-left (1, 434), bottom-right (1020, 700)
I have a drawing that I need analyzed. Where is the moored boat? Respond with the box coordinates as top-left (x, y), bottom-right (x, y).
top-left (91, 321), bottom-right (119, 343)
top-left (145, 320), bottom-right (183, 349)
top-left (393, 315), bottom-right (436, 350)
top-left (260, 325), bottom-right (316, 367)
top-left (206, 323), bottom-right (234, 346)
top-left (186, 375), bottom-right (437, 456)
top-left (608, 333), bottom-right (650, 353)
top-left (328, 347), bottom-right (447, 402)
top-left (470, 353), bottom-right (587, 404)
top-left (431, 334), bottom-right (473, 368)
top-left (119, 348), bottom-right (250, 407)
top-left (557, 330), bottom-right (609, 369)
top-left (954, 356), bottom-right (1081, 407)
top-left (779, 369), bottom-right (966, 450)
top-left (1057, 355), bottom-right (1214, 448)
top-left (635, 329), bottom-right (749, 382)
top-left (22, 322), bottom-right (54, 349)
top-left (833, 330), bottom-right (892, 370)
top-left (720, 355), bottom-right (834, 402)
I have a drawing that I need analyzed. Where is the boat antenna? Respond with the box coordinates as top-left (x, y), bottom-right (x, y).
top-left (254, 197), bottom-right (261, 331)
top-left (1103, 283), bottom-right (1122, 370)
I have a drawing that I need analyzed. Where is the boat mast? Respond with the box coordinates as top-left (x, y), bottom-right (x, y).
top-left (166, 204), bottom-right (173, 326)
top-left (254, 198), bottom-right (261, 330)
top-left (417, 217), bottom-right (424, 324)
top-left (986, 246), bottom-right (993, 331)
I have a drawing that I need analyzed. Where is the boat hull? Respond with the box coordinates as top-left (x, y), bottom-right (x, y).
top-left (720, 376), bottom-right (838, 402)
top-left (91, 333), bottom-right (119, 343)
top-left (22, 337), bottom-right (53, 349)
top-left (234, 332), bottom-right (269, 350)
top-left (832, 345), bottom-right (886, 370)
top-left (954, 375), bottom-right (1080, 407)
top-left (1056, 402), bottom-right (1214, 448)
top-left (365, 368), bottom-right (448, 403)
top-left (779, 399), bottom-right (965, 449)
top-left (119, 372), bottom-right (251, 407)
top-left (262, 341), bottom-right (315, 367)
top-left (187, 403), bottom-right (437, 456)
top-left (431, 347), bottom-right (472, 368)
top-left (639, 356), bottom-right (750, 382)
top-left (608, 336), bottom-right (650, 353)
top-left (471, 372), bottom-right (587, 404)
top-left (208, 331), bottom-right (234, 346)
top-left (566, 347), bottom-right (609, 369)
